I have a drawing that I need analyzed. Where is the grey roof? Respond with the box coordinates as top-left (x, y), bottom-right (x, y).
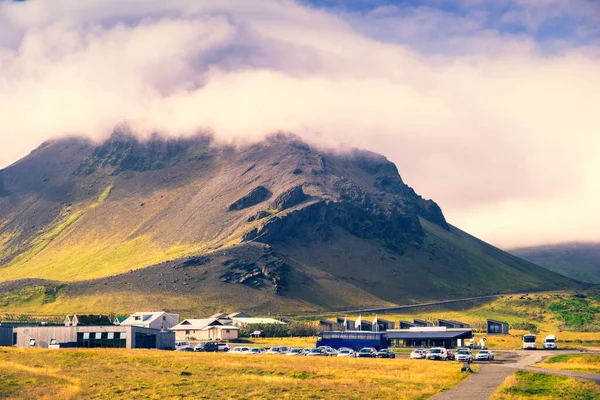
top-left (386, 329), bottom-right (473, 340)
top-left (487, 319), bottom-right (509, 325)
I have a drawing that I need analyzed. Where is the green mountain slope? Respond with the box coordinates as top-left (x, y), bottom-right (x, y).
top-left (510, 243), bottom-right (600, 284)
top-left (0, 132), bottom-right (577, 314)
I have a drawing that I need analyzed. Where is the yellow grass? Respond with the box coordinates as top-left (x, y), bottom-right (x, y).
top-left (0, 347), bottom-right (470, 399)
top-left (491, 370), bottom-right (600, 400)
top-left (537, 354), bottom-right (600, 374)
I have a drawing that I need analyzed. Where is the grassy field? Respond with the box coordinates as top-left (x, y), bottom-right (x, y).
top-left (0, 348), bottom-right (472, 400)
top-left (537, 354), bottom-right (600, 374)
top-left (491, 370), bottom-right (600, 400)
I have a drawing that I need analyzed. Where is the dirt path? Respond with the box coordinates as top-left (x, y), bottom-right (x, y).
top-left (432, 350), bottom-right (600, 400)
top-left (433, 364), bottom-right (513, 400)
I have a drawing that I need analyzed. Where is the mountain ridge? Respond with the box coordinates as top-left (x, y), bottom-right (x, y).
top-left (511, 242), bottom-right (600, 284)
top-left (0, 132), bottom-right (577, 314)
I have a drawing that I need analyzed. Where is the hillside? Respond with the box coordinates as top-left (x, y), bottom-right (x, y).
top-left (511, 243), bottom-right (600, 284)
top-left (0, 132), bottom-right (576, 314)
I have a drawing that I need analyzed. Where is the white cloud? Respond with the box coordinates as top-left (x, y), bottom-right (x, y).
top-left (0, 0), bottom-right (599, 247)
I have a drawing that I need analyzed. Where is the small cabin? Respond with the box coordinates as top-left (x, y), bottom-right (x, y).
top-left (487, 319), bottom-right (509, 334)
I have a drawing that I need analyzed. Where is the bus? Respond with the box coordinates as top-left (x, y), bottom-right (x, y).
top-left (316, 331), bottom-right (388, 351)
top-left (522, 334), bottom-right (536, 350)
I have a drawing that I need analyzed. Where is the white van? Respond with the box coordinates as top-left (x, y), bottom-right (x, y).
top-left (523, 334), bottom-right (536, 350)
top-left (543, 335), bottom-right (557, 350)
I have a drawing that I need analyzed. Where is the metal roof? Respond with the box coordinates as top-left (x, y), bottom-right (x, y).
top-left (386, 329), bottom-right (473, 340)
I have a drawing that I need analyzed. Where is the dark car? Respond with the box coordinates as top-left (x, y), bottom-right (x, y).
top-left (357, 347), bottom-right (377, 358)
top-left (376, 349), bottom-right (396, 359)
top-left (447, 350), bottom-right (456, 361)
top-left (194, 341), bottom-right (219, 352)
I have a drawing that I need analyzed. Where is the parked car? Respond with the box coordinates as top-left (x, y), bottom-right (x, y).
top-left (267, 346), bottom-right (291, 355)
top-left (302, 347), bottom-right (313, 355)
top-left (426, 347), bottom-right (448, 361)
top-left (248, 347), bottom-right (266, 355)
top-left (176, 347), bottom-right (195, 352)
top-left (175, 341), bottom-right (191, 350)
top-left (218, 343), bottom-right (230, 352)
top-left (306, 348), bottom-right (326, 356)
top-left (318, 346), bottom-right (337, 356)
top-left (455, 348), bottom-right (473, 362)
top-left (194, 342), bottom-right (219, 352)
top-left (250, 330), bottom-right (264, 338)
top-left (446, 350), bottom-right (456, 361)
top-left (286, 348), bottom-right (305, 356)
top-left (475, 350), bottom-right (494, 361)
top-left (230, 347), bottom-right (250, 354)
top-left (337, 348), bottom-right (355, 357)
top-left (357, 347), bottom-right (378, 358)
top-left (376, 349), bottom-right (396, 359)
top-left (410, 348), bottom-right (427, 359)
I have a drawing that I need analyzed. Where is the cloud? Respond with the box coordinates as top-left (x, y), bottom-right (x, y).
top-left (0, 0), bottom-right (599, 247)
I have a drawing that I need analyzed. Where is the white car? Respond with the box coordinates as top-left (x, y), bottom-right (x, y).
top-left (267, 346), bottom-right (291, 354)
top-left (218, 343), bottom-right (230, 352)
top-left (475, 350), bottom-right (494, 361)
top-left (230, 347), bottom-right (250, 354)
top-left (337, 348), bottom-right (355, 357)
top-left (426, 347), bottom-right (448, 361)
top-left (175, 341), bottom-right (191, 350)
top-left (455, 348), bottom-right (473, 362)
top-left (286, 348), bottom-right (305, 356)
top-left (543, 335), bottom-right (557, 350)
top-left (410, 348), bottom-right (427, 359)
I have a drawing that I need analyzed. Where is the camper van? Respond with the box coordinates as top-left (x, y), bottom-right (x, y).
top-left (543, 335), bottom-right (557, 350)
top-left (523, 334), bottom-right (536, 350)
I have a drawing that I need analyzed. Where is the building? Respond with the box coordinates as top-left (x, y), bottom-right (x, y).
top-left (413, 319), bottom-right (433, 327)
top-left (438, 319), bottom-right (471, 329)
top-left (487, 319), bottom-right (509, 334)
top-left (354, 316), bottom-right (372, 331)
top-left (228, 312), bottom-right (251, 319)
top-left (10, 325), bottom-right (174, 349)
top-left (318, 320), bottom-right (341, 331)
top-left (0, 326), bottom-right (14, 346)
top-left (387, 327), bottom-right (473, 349)
top-left (399, 320), bottom-right (415, 329)
top-left (336, 317), bottom-right (355, 330)
top-left (64, 314), bottom-right (112, 327)
top-left (372, 317), bottom-right (395, 332)
top-left (120, 312), bottom-right (179, 331)
top-left (170, 319), bottom-right (239, 341)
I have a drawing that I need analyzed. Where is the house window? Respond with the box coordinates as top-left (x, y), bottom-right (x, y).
top-left (49, 338), bottom-right (57, 345)
top-left (95, 332), bottom-right (103, 339)
top-left (107, 332), bottom-right (115, 340)
top-left (134, 316), bottom-right (141, 321)
top-left (225, 330), bottom-right (230, 334)
top-left (163, 316), bottom-right (166, 321)
top-left (186, 330), bottom-right (190, 335)
top-left (29, 338), bottom-right (36, 347)
top-left (83, 332), bottom-right (90, 340)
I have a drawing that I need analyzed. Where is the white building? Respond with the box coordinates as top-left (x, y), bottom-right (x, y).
top-left (170, 319), bottom-right (239, 341)
top-left (119, 312), bottom-right (179, 331)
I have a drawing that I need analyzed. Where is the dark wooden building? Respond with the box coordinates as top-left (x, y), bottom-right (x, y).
top-left (487, 319), bottom-right (509, 334)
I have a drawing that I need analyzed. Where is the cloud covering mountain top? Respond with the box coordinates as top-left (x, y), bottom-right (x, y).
top-left (0, 0), bottom-right (599, 247)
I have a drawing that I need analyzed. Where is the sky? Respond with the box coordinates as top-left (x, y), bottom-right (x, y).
top-left (0, 0), bottom-right (599, 249)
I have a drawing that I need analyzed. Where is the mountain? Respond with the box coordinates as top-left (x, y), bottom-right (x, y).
top-left (0, 132), bottom-right (576, 314)
top-left (510, 243), bottom-right (600, 284)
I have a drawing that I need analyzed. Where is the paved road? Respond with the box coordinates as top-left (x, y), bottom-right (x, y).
top-left (432, 350), bottom-right (600, 400)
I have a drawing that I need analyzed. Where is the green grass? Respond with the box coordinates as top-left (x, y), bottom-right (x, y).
top-left (548, 295), bottom-right (600, 330)
top-left (492, 370), bottom-right (600, 400)
top-left (0, 347), bottom-right (470, 399)
top-left (538, 354), bottom-right (600, 374)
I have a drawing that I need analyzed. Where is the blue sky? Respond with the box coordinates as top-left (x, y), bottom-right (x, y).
top-left (304, 0), bottom-right (600, 50)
